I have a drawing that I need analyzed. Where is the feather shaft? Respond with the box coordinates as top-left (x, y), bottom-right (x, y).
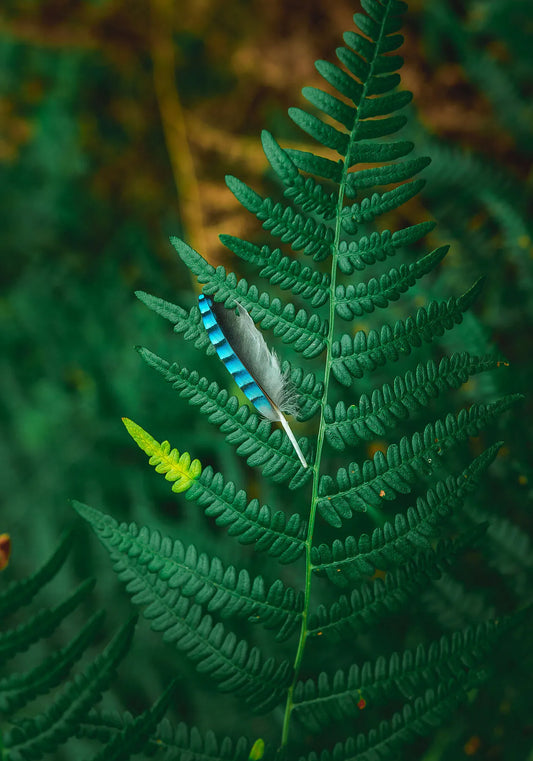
top-left (198, 294), bottom-right (308, 468)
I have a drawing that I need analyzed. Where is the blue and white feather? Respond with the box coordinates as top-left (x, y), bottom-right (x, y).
top-left (198, 294), bottom-right (308, 468)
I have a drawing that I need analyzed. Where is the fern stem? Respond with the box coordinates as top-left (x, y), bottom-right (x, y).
top-left (279, 80), bottom-right (348, 761)
top-left (279, 3), bottom-right (394, 748)
top-left (280, 192), bottom-right (342, 749)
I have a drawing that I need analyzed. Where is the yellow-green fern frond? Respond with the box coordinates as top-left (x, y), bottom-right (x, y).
top-left (122, 418), bottom-right (201, 493)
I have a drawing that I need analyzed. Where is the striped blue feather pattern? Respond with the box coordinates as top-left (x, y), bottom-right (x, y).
top-left (198, 295), bottom-right (272, 417)
top-left (198, 294), bottom-right (308, 468)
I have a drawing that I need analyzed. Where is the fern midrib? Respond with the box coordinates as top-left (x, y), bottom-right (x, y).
top-left (279, 3), bottom-right (394, 748)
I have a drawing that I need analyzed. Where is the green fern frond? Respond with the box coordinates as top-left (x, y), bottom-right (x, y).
top-left (482, 516), bottom-right (533, 595)
top-left (337, 222), bottom-right (436, 275)
top-left (136, 348), bottom-right (313, 488)
top-left (301, 680), bottom-right (485, 761)
top-left (149, 718), bottom-right (254, 761)
top-left (331, 280), bottom-right (485, 387)
top-left (324, 353), bottom-right (505, 448)
top-left (171, 237), bottom-right (328, 358)
top-left (225, 176), bottom-right (335, 261)
top-left (110, 0), bottom-right (522, 755)
top-left (2, 618), bottom-right (136, 761)
top-left (219, 235), bottom-right (330, 308)
top-left (135, 289), bottom-right (200, 334)
top-left (121, 411), bottom-right (309, 564)
top-left (73, 501), bottom-right (292, 711)
top-left (122, 417), bottom-right (201, 493)
top-left (186, 467), bottom-right (306, 564)
top-left (261, 130), bottom-right (339, 218)
top-left (294, 619), bottom-right (504, 732)
top-left (72, 500), bottom-right (303, 642)
top-left (317, 398), bottom-right (520, 528)
top-left (0, 579), bottom-right (95, 668)
top-left (78, 714), bottom-right (254, 761)
top-left (340, 180), bottom-right (426, 236)
top-left (344, 154), bottom-right (430, 193)
top-left (0, 611), bottom-right (104, 714)
top-left (84, 681), bottom-right (177, 761)
top-left (0, 530), bottom-right (73, 619)
top-left (334, 245), bottom-right (448, 320)
top-left (423, 574), bottom-right (496, 631)
top-left (313, 444), bottom-right (501, 583)
top-left (308, 531), bottom-right (485, 636)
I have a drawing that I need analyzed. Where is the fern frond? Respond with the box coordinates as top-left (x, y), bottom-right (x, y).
top-left (120, 412), bottom-right (307, 563)
top-left (423, 574), bottom-right (495, 631)
top-left (0, 530), bottom-right (73, 619)
top-left (324, 353), bottom-right (504, 449)
top-left (225, 176), bottom-right (335, 261)
top-left (2, 618), bottom-right (136, 761)
top-left (136, 348), bottom-right (313, 488)
top-left (294, 619), bottom-right (504, 732)
top-left (0, 578), bottom-right (95, 668)
top-left (317, 397), bottom-right (520, 528)
top-left (171, 237), bottom-right (328, 358)
top-left (144, 718), bottom-right (253, 761)
top-left (337, 222), bottom-right (435, 275)
top-left (331, 279), bottom-right (485, 387)
top-left (345, 154), bottom-right (430, 194)
top-left (340, 180), bottom-right (426, 235)
top-left (482, 515), bottom-right (533, 595)
top-left (84, 681), bottom-right (176, 761)
top-left (0, 611), bottom-right (104, 714)
top-left (73, 501), bottom-right (292, 711)
top-left (79, 714), bottom-right (254, 760)
top-left (122, 417), bottom-right (201, 493)
top-left (308, 531), bottom-right (485, 636)
top-left (219, 235), bottom-right (330, 308)
top-left (186, 467), bottom-right (306, 564)
top-left (300, 680), bottom-right (485, 761)
top-left (313, 444), bottom-right (501, 583)
top-left (72, 500), bottom-right (303, 642)
top-left (334, 245), bottom-right (448, 320)
top-left (261, 130), bottom-right (339, 218)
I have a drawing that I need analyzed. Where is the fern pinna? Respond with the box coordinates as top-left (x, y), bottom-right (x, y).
top-left (75, 1), bottom-right (522, 759)
top-left (0, 532), bottom-right (178, 761)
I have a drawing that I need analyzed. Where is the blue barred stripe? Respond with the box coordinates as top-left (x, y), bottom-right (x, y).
top-left (198, 294), bottom-right (273, 416)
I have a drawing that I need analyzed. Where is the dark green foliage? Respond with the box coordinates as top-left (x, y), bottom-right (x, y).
top-left (79, 715), bottom-right (255, 761)
top-left (324, 354), bottom-right (504, 447)
top-left (0, 535), bottom-right (177, 761)
top-left (4, 0), bottom-right (529, 759)
top-left (73, 0), bottom-right (528, 758)
top-left (330, 279), bottom-right (485, 386)
top-left (316, 398), bottom-right (518, 528)
top-left (186, 466), bottom-right (307, 563)
top-left (294, 618), bottom-right (506, 731)
top-left (79, 682), bottom-right (177, 761)
top-left (72, 500), bottom-right (303, 643)
top-left (307, 532), bottom-right (485, 639)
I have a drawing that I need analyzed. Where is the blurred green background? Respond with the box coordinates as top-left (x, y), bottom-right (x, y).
top-left (1, 0), bottom-right (533, 758)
